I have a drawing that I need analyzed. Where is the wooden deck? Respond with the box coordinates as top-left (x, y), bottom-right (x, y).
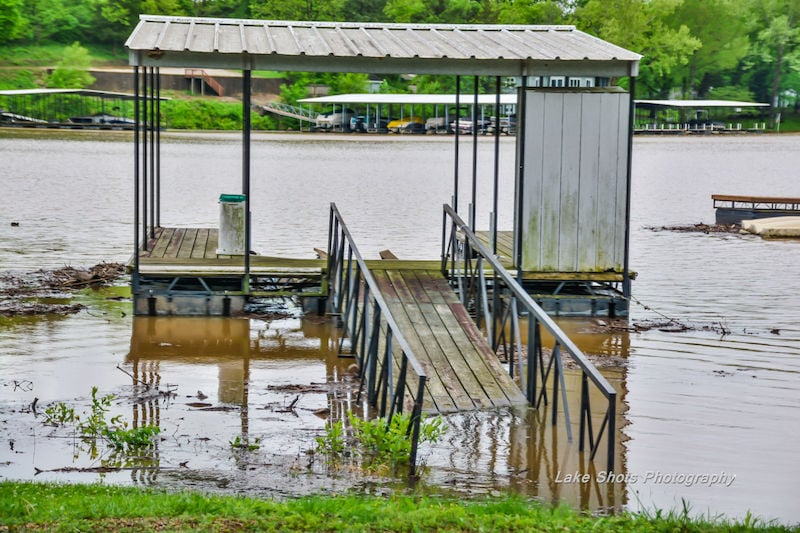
top-left (136, 227), bottom-right (326, 276)
top-left (372, 268), bottom-right (527, 414)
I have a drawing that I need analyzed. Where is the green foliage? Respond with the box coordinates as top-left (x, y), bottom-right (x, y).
top-left (39, 386), bottom-right (160, 461)
top-left (0, 68), bottom-right (38, 90)
top-left (104, 425), bottom-right (161, 452)
top-left (707, 86), bottom-right (757, 102)
top-left (46, 42), bottom-right (95, 88)
top-left (316, 411), bottom-right (445, 476)
top-left (0, 0), bottom-right (26, 44)
top-left (43, 401), bottom-right (79, 426)
top-left (229, 435), bottom-right (261, 451)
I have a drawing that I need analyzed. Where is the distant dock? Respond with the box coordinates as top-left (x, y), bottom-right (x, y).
top-left (712, 194), bottom-right (800, 224)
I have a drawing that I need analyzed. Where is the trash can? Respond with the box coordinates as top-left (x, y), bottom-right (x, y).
top-left (217, 194), bottom-right (246, 255)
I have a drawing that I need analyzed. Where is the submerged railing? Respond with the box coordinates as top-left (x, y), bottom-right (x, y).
top-left (441, 204), bottom-right (617, 470)
top-left (326, 203), bottom-right (429, 477)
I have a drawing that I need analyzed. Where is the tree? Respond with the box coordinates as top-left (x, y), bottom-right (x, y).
top-left (0, 0), bottom-right (26, 44)
top-left (745, 0), bottom-right (800, 123)
top-left (46, 42), bottom-right (96, 88)
top-left (249, 0), bottom-right (345, 21)
top-left (573, 0), bottom-right (701, 97)
top-left (669, 0), bottom-right (750, 98)
top-left (496, 0), bottom-right (568, 25)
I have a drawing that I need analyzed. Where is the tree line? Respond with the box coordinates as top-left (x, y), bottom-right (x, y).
top-left (2, 0), bottom-right (799, 111)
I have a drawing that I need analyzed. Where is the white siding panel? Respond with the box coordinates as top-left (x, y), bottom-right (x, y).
top-left (558, 92), bottom-right (583, 271)
top-left (540, 93), bottom-right (564, 271)
top-left (521, 92), bottom-right (546, 271)
top-left (577, 95), bottom-right (601, 270)
top-left (595, 92), bottom-right (623, 270)
top-left (520, 89), bottom-right (630, 274)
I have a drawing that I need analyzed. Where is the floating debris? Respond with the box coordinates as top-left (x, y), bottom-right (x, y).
top-left (646, 223), bottom-right (741, 234)
top-left (0, 262), bottom-right (126, 316)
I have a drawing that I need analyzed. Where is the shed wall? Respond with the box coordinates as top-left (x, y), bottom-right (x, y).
top-left (518, 89), bottom-right (630, 273)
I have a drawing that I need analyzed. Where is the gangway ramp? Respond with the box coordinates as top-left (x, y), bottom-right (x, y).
top-left (255, 101), bottom-right (317, 123)
top-left (371, 267), bottom-right (527, 414)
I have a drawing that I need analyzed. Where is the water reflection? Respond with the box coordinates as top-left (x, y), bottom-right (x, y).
top-left (123, 315), bottom-right (632, 513)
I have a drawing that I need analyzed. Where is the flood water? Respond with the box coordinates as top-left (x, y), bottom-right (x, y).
top-left (1, 129), bottom-right (799, 525)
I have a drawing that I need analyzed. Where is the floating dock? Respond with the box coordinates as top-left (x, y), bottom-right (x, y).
top-left (741, 216), bottom-right (800, 238)
top-left (713, 194), bottom-right (800, 224)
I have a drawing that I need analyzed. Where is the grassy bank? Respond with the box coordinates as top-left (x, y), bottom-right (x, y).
top-left (0, 482), bottom-right (792, 532)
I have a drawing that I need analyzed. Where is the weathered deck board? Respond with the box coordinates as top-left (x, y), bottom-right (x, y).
top-left (162, 228), bottom-right (185, 258)
top-left (177, 228), bottom-right (198, 259)
top-left (372, 268), bottom-right (526, 414)
top-left (149, 227), bottom-right (174, 258)
top-left (373, 270), bottom-right (466, 413)
top-left (413, 270), bottom-right (520, 406)
top-left (191, 228), bottom-right (210, 259)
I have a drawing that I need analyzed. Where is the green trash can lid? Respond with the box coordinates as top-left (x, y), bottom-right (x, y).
top-left (219, 194), bottom-right (246, 202)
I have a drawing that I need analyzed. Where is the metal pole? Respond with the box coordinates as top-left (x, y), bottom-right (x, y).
top-left (471, 76), bottom-right (478, 232)
top-left (493, 76), bottom-right (500, 254)
top-left (156, 67), bottom-right (161, 228)
top-left (514, 78), bottom-right (527, 280)
top-left (623, 76), bottom-right (636, 300)
top-left (149, 67), bottom-right (155, 239)
top-left (454, 76), bottom-right (460, 213)
top-left (133, 66), bottom-right (140, 279)
top-left (243, 69), bottom-right (252, 282)
top-left (141, 67), bottom-right (148, 250)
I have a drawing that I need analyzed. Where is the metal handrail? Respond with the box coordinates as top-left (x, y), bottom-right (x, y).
top-left (326, 203), bottom-right (429, 477)
top-left (441, 203), bottom-right (617, 470)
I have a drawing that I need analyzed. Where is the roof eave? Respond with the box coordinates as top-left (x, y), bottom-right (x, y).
top-left (128, 49), bottom-right (638, 78)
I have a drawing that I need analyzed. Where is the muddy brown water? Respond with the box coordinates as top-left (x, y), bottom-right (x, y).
top-left (1, 130), bottom-right (799, 525)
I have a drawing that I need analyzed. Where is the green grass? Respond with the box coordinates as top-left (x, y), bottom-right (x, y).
top-left (0, 42), bottom-right (126, 67)
top-left (0, 482), bottom-right (793, 532)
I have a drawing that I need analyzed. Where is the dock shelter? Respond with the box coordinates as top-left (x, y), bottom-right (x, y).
top-left (125, 15), bottom-right (641, 317)
top-left (124, 15), bottom-right (640, 474)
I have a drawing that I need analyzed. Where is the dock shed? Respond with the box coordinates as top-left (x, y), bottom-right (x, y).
top-left (124, 15), bottom-right (641, 316)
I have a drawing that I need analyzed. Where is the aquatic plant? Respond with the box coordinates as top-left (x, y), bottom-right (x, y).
top-left (315, 411), bottom-right (445, 476)
top-left (39, 387), bottom-right (160, 460)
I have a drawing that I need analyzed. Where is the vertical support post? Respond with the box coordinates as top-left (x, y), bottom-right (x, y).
top-left (471, 76), bottom-right (479, 232)
top-left (514, 78), bottom-right (527, 280)
top-left (454, 76), bottom-right (460, 213)
top-left (492, 76), bottom-right (501, 255)
top-left (141, 67), bottom-right (148, 250)
top-left (243, 69), bottom-right (252, 286)
top-left (607, 392), bottom-right (616, 471)
top-left (133, 66), bottom-right (140, 283)
top-left (156, 67), bottom-right (161, 228)
top-left (148, 67), bottom-right (156, 239)
top-left (623, 76), bottom-right (636, 300)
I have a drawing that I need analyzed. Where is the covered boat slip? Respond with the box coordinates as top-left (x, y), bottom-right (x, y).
top-left (125, 15), bottom-right (636, 472)
top-left (126, 14), bottom-right (640, 319)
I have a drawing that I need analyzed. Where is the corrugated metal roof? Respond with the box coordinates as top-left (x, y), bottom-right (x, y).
top-left (126, 15), bottom-right (640, 77)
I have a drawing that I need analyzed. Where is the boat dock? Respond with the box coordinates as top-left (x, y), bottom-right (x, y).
top-left (712, 194), bottom-right (800, 224)
top-left (123, 14), bottom-right (639, 475)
